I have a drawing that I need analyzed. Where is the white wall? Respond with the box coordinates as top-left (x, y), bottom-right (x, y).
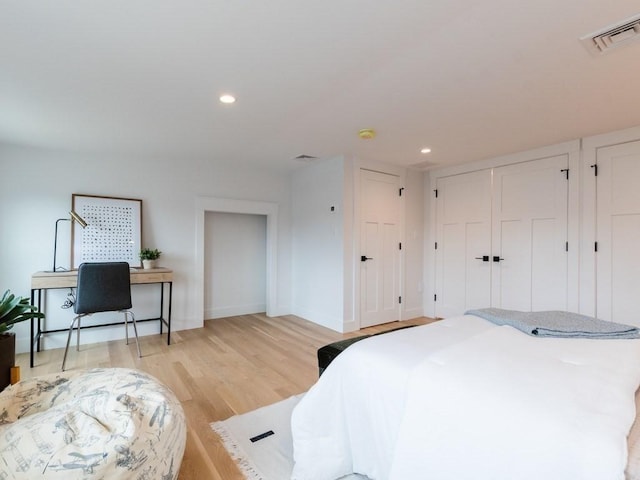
top-left (291, 156), bottom-right (346, 331)
top-left (204, 212), bottom-right (267, 319)
top-left (0, 144), bottom-right (292, 353)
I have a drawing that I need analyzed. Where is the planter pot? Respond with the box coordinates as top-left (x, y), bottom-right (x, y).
top-left (142, 259), bottom-right (157, 269)
top-left (0, 332), bottom-right (15, 391)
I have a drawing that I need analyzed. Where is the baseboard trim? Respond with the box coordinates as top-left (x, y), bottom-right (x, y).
top-left (206, 304), bottom-right (267, 320)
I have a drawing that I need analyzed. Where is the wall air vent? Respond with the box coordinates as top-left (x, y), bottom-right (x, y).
top-left (581, 13), bottom-right (640, 55)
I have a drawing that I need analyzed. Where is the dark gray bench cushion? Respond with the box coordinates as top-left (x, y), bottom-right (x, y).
top-left (317, 335), bottom-right (370, 376)
top-left (317, 324), bottom-right (418, 376)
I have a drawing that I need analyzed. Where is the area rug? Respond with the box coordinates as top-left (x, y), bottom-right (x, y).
top-left (210, 394), bottom-right (368, 480)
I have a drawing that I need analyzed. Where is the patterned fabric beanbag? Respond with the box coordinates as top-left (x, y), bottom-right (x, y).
top-left (0, 368), bottom-right (186, 479)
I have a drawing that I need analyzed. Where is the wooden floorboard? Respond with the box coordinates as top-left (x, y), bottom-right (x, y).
top-left (15, 313), bottom-right (434, 479)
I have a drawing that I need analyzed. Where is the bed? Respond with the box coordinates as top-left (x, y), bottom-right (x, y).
top-left (291, 312), bottom-right (640, 480)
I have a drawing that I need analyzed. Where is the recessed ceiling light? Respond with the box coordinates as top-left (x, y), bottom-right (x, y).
top-left (420, 147), bottom-right (432, 154)
top-left (219, 94), bottom-right (236, 104)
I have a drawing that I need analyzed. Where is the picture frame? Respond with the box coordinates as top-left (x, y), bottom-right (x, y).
top-left (71, 194), bottom-right (143, 269)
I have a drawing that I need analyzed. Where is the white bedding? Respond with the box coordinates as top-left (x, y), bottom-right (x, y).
top-left (291, 314), bottom-right (640, 480)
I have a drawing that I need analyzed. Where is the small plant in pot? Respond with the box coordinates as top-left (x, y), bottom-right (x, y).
top-left (139, 248), bottom-right (162, 269)
top-left (0, 290), bottom-right (45, 390)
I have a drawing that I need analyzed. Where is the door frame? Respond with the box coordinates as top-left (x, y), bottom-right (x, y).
top-left (352, 160), bottom-right (406, 330)
top-left (581, 125), bottom-right (640, 318)
top-left (195, 196), bottom-right (279, 326)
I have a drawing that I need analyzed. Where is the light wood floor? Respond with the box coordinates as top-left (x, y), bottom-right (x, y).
top-left (15, 313), bottom-right (434, 479)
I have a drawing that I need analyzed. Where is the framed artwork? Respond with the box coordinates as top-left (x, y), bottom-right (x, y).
top-left (71, 194), bottom-right (143, 269)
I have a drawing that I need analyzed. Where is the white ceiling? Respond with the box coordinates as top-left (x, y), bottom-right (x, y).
top-left (2, 1), bottom-right (640, 170)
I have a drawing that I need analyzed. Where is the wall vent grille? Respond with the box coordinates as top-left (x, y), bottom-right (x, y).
top-left (293, 154), bottom-right (318, 162)
top-left (581, 14), bottom-right (640, 55)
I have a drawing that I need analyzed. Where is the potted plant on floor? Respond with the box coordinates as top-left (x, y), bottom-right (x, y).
top-left (139, 248), bottom-right (162, 269)
top-left (0, 290), bottom-right (45, 390)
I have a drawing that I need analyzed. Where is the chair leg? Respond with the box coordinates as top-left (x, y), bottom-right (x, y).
top-left (124, 310), bottom-right (142, 358)
top-left (62, 315), bottom-right (81, 371)
top-left (76, 316), bottom-right (82, 352)
top-left (124, 311), bottom-right (129, 345)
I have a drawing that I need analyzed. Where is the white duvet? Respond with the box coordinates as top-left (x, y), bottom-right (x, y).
top-left (291, 314), bottom-right (640, 480)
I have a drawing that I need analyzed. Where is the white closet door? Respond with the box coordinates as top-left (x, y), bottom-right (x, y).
top-left (491, 156), bottom-right (569, 311)
top-left (596, 140), bottom-right (640, 326)
top-left (360, 170), bottom-right (402, 327)
top-left (435, 170), bottom-right (492, 318)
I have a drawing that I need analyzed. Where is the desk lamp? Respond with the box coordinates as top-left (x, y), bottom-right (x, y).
top-left (51, 211), bottom-right (88, 272)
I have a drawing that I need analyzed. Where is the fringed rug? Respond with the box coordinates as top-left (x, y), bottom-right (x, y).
top-left (210, 394), bottom-right (367, 480)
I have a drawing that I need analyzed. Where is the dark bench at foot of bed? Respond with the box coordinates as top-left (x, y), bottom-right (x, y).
top-left (317, 324), bottom-right (417, 376)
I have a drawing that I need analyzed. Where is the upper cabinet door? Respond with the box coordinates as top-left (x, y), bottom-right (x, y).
top-left (491, 156), bottom-right (569, 311)
top-left (596, 140), bottom-right (640, 326)
top-left (435, 169), bottom-right (492, 318)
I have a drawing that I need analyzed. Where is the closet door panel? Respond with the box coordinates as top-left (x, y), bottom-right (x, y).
top-left (596, 140), bottom-right (640, 326)
top-left (531, 217), bottom-right (566, 310)
top-left (496, 219), bottom-right (528, 310)
top-left (492, 156), bottom-right (569, 311)
top-left (435, 170), bottom-right (492, 318)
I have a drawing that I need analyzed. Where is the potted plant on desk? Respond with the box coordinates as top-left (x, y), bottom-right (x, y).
top-left (0, 290), bottom-right (45, 390)
top-left (139, 248), bottom-right (162, 269)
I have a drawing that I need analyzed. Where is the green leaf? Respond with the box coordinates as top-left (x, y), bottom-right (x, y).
top-left (0, 289), bottom-right (45, 331)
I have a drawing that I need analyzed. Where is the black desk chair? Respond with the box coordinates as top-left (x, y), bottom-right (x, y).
top-left (61, 262), bottom-right (142, 371)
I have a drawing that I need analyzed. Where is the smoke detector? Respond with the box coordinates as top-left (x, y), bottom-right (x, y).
top-left (358, 129), bottom-right (376, 140)
top-left (581, 13), bottom-right (640, 55)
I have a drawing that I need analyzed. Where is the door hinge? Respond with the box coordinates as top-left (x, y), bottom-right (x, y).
top-left (398, 296), bottom-right (402, 304)
top-left (595, 241), bottom-right (598, 252)
top-left (591, 164), bottom-right (598, 176)
top-left (434, 294), bottom-right (437, 302)
top-left (434, 189), bottom-right (438, 198)
top-left (565, 241), bottom-right (568, 252)
top-left (399, 187), bottom-right (404, 197)
top-left (399, 242), bottom-right (402, 250)
top-left (561, 168), bottom-right (569, 180)
top-left (434, 242), bottom-right (438, 250)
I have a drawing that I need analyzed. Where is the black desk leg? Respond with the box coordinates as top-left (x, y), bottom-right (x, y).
top-left (30, 289), bottom-right (35, 368)
top-left (167, 282), bottom-right (172, 345)
top-left (160, 283), bottom-right (164, 335)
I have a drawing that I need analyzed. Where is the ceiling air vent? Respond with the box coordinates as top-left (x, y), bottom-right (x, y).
top-left (293, 154), bottom-right (318, 163)
top-left (581, 13), bottom-right (640, 55)
top-left (409, 160), bottom-right (438, 171)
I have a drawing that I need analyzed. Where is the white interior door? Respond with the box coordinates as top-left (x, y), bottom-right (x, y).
top-left (360, 170), bottom-right (401, 327)
top-left (596, 140), bottom-right (640, 326)
top-left (491, 156), bottom-right (569, 311)
top-left (434, 170), bottom-right (492, 318)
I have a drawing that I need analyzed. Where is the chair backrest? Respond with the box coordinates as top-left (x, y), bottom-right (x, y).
top-left (74, 262), bottom-right (132, 314)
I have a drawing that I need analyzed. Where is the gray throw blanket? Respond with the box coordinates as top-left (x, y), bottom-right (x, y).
top-left (466, 308), bottom-right (640, 339)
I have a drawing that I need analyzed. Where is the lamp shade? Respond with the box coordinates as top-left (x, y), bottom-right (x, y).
top-left (69, 210), bottom-right (88, 228)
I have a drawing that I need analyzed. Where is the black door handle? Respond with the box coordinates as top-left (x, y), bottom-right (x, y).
top-left (475, 256), bottom-right (490, 262)
top-left (361, 255), bottom-right (373, 262)
top-left (493, 256), bottom-right (504, 262)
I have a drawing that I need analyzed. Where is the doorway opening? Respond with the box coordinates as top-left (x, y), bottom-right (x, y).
top-left (204, 212), bottom-right (267, 319)
top-left (195, 197), bottom-right (278, 325)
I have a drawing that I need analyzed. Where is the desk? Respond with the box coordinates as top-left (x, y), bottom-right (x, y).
top-left (30, 268), bottom-right (173, 368)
